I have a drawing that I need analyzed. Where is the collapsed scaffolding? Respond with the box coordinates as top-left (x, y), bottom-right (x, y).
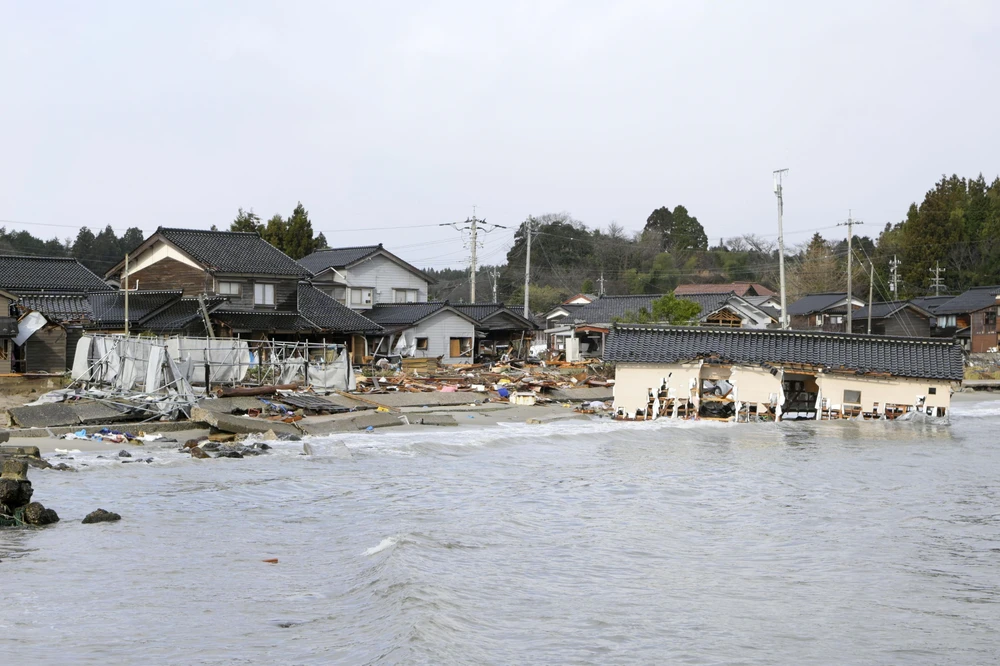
top-left (63, 334), bottom-right (355, 420)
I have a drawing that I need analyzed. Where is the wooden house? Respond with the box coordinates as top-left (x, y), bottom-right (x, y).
top-left (365, 302), bottom-right (479, 364)
top-left (932, 286), bottom-right (1000, 352)
top-left (786, 293), bottom-right (866, 332)
top-left (850, 301), bottom-right (935, 337)
top-left (451, 303), bottom-right (537, 361)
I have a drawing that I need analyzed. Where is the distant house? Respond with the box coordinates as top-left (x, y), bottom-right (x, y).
top-left (0, 289), bottom-right (19, 373)
top-left (451, 303), bottom-right (537, 361)
top-left (850, 301), bottom-right (936, 337)
top-left (365, 302), bottom-right (479, 364)
top-left (674, 282), bottom-right (775, 298)
top-left (105, 228), bottom-right (380, 348)
top-left (932, 286), bottom-right (1000, 352)
top-left (0, 255), bottom-right (113, 373)
top-left (562, 293), bottom-right (598, 305)
top-left (605, 324), bottom-right (963, 421)
top-left (299, 244), bottom-right (433, 310)
top-left (786, 293), bottom-right (866, 332)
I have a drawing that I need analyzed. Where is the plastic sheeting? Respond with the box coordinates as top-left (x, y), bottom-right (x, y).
top-left (14, 312), bottom-right (47, 346)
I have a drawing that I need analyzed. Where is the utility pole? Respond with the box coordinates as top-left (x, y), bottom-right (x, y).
top-left (440, 209), bottom-right (506, 304)
top-left (929, 261), bottom-right (946, 296)
top-left (523, 217), bottom-right (534, 318)
top-left (837, 211), bottom-right (863, 332)
top-left (490, 267), bottom-right (499, 302)
top-left (867, 261), bottom-right (874, 334)
top-left (598, 271), bottom-right (605, 297)
top-left (889, 255), bottom-right (901, 296)
top-left (123, 253), bottom-right (130, 336)
top-left (773, 169), bottom-right (789, 329)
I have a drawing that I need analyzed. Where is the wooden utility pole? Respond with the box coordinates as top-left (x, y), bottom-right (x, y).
top-left (867, 261), bottom-right (874, 334)
top-left (838, 211), bottom-right (863, 332)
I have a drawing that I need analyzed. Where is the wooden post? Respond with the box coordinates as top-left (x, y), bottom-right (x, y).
top-left (204, 362), bottom-right (212, 394)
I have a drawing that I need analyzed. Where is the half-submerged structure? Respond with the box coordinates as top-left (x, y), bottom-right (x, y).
top-left (604, 325), bottom-right (964, 422)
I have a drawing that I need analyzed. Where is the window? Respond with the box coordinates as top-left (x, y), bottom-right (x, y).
top-left (843, 389), bottom-right (862, 404)
top-left (325, 286), bottom-right (347, 304)
top-left (416, 337), bottom-right (429, 350)
top-left (831, 315), bottom-right (844, 325)
top-left (394, 288), bottom-right (419, 303)
top-left (928, 387), bottom-right (937, 395)
top-left (254, 283), bottom-right (275, 306)
top-left (815, 315), bottom-right (823, 325)
top-left (449, 337), bottom-right (473, 358)
top-left (350, 288), bottom-right (373, 305)
top-left (986, 309), bottom-right (997, 327)
top-left (218, 281), bottom-right (241, 296)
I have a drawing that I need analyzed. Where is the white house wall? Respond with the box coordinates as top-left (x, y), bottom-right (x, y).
top-left (815, 374), bottom-right (953, 413)
top-left (613, 362), bottom-right (701, 413)
top-left (405, 310), bottom-right (476, 364)
top-left (729, 366), bottom-right (783, 410)
top-left (343, 255), bottom-right (429, 305)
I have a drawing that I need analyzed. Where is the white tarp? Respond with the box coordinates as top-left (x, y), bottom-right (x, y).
top-left (71, 335), bottom-right (93, 381)
top-left (165, 338), bottom-right (251, 384)
top-left (14, 312), bottom-right (47, 346)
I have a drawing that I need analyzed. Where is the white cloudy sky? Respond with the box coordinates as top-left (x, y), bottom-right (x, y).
top-left (2, 1), bottom-right (997, 268)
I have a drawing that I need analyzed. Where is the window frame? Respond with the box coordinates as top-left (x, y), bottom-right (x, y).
top-left (394, 288), bottom-right (419, 303)
top-left (217, 281), bottom-right (241, 296)
top-left (415, 337), bottom-right (429, 350)
top-left (350, 287), bottom-right (373, 305)
top-left (254, 283), bottom-right (276, 307)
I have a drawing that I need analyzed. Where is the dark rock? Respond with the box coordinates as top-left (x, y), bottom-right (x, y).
top-left (183, 439), bottom-right (204, 449)
top-left (51, 463), bottom-right (75, 472)
top-left (0, 478), bottom-right (32, 508)
top-left (256, 442), bottom-right (272, 450)
top-left (201, 442), bottom-right (221, 451)
top-left (189, 447), bottom-right (210, 459)
top-left (215, 451), bottom-right (243, 459)
top-left (24, 502), bottom-right (59, 525)
top-left (238, 448), bottom-right (261, 456)
top-left (118, 450), bottom-right (132, 458)
top-left (82, 508), bottom-right (121, 524)
top-left (1, 458), bottom-right (29, 481)
top-left (276, 433), bottom-right (301, 442)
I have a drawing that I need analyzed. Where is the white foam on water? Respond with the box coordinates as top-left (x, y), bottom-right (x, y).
top-left (363, 536), bottom-right (398, 556)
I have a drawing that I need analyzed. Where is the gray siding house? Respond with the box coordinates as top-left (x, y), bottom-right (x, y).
top-left (299, 244), bottom-right (433, 310)
top-left (366, 302), bottom-right (478, 364)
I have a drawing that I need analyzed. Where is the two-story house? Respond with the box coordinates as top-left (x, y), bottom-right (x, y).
top-left (105, 228), bottom-right (381, 346)
top-left (299, 244), bottom-right (433, 310)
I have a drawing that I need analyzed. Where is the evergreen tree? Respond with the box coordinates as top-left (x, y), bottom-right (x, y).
top-left (283, 202), bottom-right (316, 259)
top-left (315, 232), bottom-right (329, 250)
top-left (668, 205), bottom-right (708, 252)
top-left (261, 214), bottom-right (287, 251)
top-left (231, 207), bottom-right (264, 234)
top-left (121, 227), bottom-right (145, 253)
top-left (617, 293), bottom-right (701, 324)
top-left (71, 227), bottom-right (96, 261)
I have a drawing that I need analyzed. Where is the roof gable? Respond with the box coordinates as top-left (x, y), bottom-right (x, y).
top-left (112, 228), bottom-right (311, 278)
top-left (452, 303), bottom-right (536, 329)
top-left (0, 255), bottom-right (112, 293)
top-left (606, 325), bottom-right (964, 381)
top-left (675, 282), bottom-right (775, 297)
top-left (367, 302), bottom-right (478, 328)
top-left (299, 244), bottom-right (433, 283)
top-left (786, 293), bottom-right (863, 315)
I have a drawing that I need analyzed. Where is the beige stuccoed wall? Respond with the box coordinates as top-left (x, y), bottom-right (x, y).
top-left (815, 374), bottom-right (953, 412)
top-left (613, 362), bottom-right (701, 413)
top-left (730, 366), bottom-right (783, 408)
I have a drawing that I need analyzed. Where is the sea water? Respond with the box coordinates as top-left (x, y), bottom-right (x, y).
top-left (2, 397), bottom-right (999, 664)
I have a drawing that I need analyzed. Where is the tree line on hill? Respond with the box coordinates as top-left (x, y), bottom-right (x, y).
top-left (3, 174), bottom-right (997, 312)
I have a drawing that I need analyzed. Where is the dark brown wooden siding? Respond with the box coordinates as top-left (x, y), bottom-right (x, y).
top-left (971, 307), bottom-right (999, 352)
top-left (130, 257), bottom-right (212, 295)
top-left (213, 276), bottom-right (299, 310)
top-left (25, 325), bottom-right (67, 373)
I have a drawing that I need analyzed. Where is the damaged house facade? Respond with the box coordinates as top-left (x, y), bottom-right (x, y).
top-left (365, 302), bottom-right (480, 364)
top-left (605, 325), bottom-right (963, 422)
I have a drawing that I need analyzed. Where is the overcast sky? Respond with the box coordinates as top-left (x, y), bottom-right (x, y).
top-left (2, 1), bottom-right (998, 269)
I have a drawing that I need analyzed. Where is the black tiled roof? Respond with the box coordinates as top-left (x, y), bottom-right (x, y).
top-left (367, 302), bottom-right (449, 327)
top-left (452, 303), bottom-right (536, 330)
top-left (854, 300), bottom-right (934, 319)
top-left (0, 255), bottom-right (112, 293)
top-left (140, 297), bottom-right (227, 331)
top-left (909, 296), bottom-right (954, 313)
top-left (605, 325), bottom-right (964, 381)
top-left (297, 284), bottom-right (383, 332)
top-left (933, 286), bottom-right (1000, 315)
top-left (0, 316), bottom-right (18, 337)
top-left (18, 294), bottom-right (93, 320)
top-left (297, 245), bottom-right (381, 273)
top-left (88, 290), bottom-right (182, 325)
top-left (158, 228), bottom-right (311, 277)
top-left (786, 293), bottom-right (850, 315)
top-left (571, 294), bottom-right (710, 324)
top-left (212, 309), bottom-right (319, 333)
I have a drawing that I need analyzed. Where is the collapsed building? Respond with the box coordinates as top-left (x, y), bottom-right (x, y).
top-left (604, 325), bottom-right (964, 421)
